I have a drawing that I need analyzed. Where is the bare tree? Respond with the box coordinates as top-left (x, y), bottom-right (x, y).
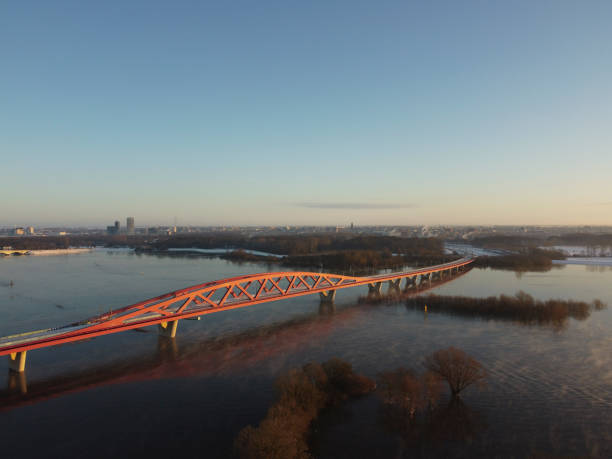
top-left (378, 368), bottom-right (424, 418)
top-left (423, 347), bottom-right (486, 397)
top-left (377, 368), bottom-right (443, 417)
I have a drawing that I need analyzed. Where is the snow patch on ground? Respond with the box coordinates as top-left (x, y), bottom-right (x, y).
top-left (548, 245), bottom-right (612, 257)
top-left (167, 247), bottom-right (285, 258)
top-left (444, 243), bottom-right (509, 257)
top-left (552, 257), bottom-right (612, 266)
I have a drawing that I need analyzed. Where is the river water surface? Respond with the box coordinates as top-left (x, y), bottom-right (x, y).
top-left (1, 250), bottom-right (611, 458)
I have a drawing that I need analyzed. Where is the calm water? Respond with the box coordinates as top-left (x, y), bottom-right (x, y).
top-left (1, 250), bottom-right (611, 458)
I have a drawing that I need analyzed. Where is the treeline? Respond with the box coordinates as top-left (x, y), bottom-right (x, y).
top-left (406, 292), bottom-right (606, 329)
top-left (233, 358), bottom-right (375, 459)
top-left (152, 233), bottom-right (444, 257)
top-left (474, 248), bottom-right (565, 271)
top-left (0, 235), bottom-right (151, 250)
top-left (547, 233), bottom-right (612, 247)
top-left (471, 234), bottom-right (545, 249)
top-left (220, 250), bottom-right (457, 272)
top-left (0, 235), bottom-right (98, 250)
top-left (282, 252), bottom-right (455, 271)
top-left (471, 232), bottom-right (612, 250)
top-left (161, 234), bottom-right (449, 271)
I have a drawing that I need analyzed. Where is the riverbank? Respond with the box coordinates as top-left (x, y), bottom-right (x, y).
top-left (19, 248), bottom-right (93, 256)
top-left (553, 257), bottom-right (612, 266)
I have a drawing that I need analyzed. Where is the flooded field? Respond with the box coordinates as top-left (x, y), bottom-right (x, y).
top-left (1, 250), bottom-right (611, 458)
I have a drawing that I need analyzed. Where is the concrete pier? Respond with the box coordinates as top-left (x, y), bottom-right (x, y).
top-left (419, 273), bottom-right (431, 285)
top-left (387, 279), bottom-right (402, 294)
top-left (404, 276), bottom-right (417, 290)
top-left (368, 282), bottom-right (383, 295)
top-left (158, 320), bottom-right (179, 338)
top-left (8, 351), bottom-right (27, 373)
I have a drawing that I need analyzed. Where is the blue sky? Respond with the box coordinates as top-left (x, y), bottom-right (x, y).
top-left (2, 1), bottom-right (611, 226)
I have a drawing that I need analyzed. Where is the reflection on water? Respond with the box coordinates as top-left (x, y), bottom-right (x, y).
top-left (0, 310), bottom-right (356, 411)
top-left (378, 397), bottom-right (486, 454)
top-left (1, 251), bottom-right (612, 458)
top-left (585, 264), bottom-right (612, 273)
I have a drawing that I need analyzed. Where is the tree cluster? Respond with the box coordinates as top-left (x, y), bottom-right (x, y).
top-left (474, 247), bottom-right (566, 272)
top-left (406, 291), bottom-right (606, 329)
top-left (547, 233), bottom-right (612, 247)
top-left (0, 235), bottom-right (150, 250)
top-left (423, 347), bottom-right (487, 397)
top-left (375, 348), bottom-right (487, 450)
top-left (233, 358), bottom-right (375, 459)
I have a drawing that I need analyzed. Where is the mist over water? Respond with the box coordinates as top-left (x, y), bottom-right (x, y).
top-left (1, 250), bottom-right (611, 458)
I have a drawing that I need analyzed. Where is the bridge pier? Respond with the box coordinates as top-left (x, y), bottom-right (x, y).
top-left (419, 273), bottom-right (430, 285)
top-left (319, 290), bottom-right (336, 304)
top-left (368, 282), bottom-right (382, 295)
top-left (158, 320), bottom-right (179, 338)
top-left (387, 279), bottom-right (402, 294)
top-left (8, 351), bottom-right (27, 373)
top-left (404, 276), bottom-right (417, 290)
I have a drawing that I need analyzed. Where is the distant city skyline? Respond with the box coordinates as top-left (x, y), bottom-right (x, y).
top-left (2, 1), bottom-right (611, 226)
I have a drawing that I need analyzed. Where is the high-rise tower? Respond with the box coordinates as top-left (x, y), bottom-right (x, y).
top-left (127, 217), bottom-right (135, 235)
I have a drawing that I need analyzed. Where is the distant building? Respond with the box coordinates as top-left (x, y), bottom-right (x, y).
top-left (107, 220), bottom-right (121, 235)
top-left (26, 226), bottom-right (35, 235)
top-left (12, 227), bottom-right (25, 236)
top-left (126, 217), bottom-right (135, 235)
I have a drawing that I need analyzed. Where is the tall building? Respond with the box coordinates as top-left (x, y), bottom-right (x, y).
top-left (127, 217), bottom-right (135, 235)
top-left (107, 220), bottom-right (120, 235)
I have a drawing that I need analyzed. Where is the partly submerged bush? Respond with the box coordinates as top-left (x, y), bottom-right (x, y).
top-left (406, 291), bottom-right (606, 329)
top-left (423, 347), bottom-right (487, 397)
top-left (234, 359), bottom-right (375, 459)
top-left (377, 368), bottom-right (443, 417)
top-left (474, 248), bottom-right (566, 272)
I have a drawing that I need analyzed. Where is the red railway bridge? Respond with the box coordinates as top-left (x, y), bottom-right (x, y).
top-left (1, 257), bottom-right (474, 373)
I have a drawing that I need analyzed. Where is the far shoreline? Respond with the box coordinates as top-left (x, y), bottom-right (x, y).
top-left (1, 248), bottom-right (95, 257)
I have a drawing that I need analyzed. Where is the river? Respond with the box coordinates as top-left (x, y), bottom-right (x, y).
top-left (1, 249), bottom-right (611, 458)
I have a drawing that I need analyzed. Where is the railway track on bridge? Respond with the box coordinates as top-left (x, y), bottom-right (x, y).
top-left (1, 257), bottom-right (475, 372)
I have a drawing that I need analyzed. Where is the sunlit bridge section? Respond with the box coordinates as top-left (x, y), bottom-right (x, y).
top-left (0, 257), bottom-right (475, 372)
